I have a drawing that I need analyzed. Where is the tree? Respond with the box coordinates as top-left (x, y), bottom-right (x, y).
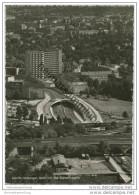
top-left (22, 106), bottom-right (28, 120)
top-left (29, 109), bottom-right (38, 121)
top-left (54, 125), bottom-right (65, 137)
top-left (57, 115), bottom-right (62, 124)
top-left (44, 116), bottom-right (47, 124)
top-left (63, 117), bottom-right (73, 124)
top-left (49, 117), bottom-right (56, 124)
top-left (123, 111), bottom-right (129, 118)
top-left (62, 123), bottom-right (75, 134)
top-left (86, 92), bottom-right (90, 98)
top-left (75, 124), bottom-right (86, 134)
top-left (90, 88), bottom-right (97, 96)
top-left (47, 129), bottom-right (57, 138)
top-left (107, 94), bottom-right (111, 99)
top-left (47, 147), bottom-right (56, 156)
top-left (29, 113), bottom-right (34, 121)
top-left (16, 162), bottom-right (30, 176)
top-left (93, 79), bottom-right (99, 90)
top-left (111, 147), bottom-right (123, 155)
top-left (40, 164), bottom-right (53, 177)
top-left (40, 114), bottom-right (43, 125)
top-left (16, 106), bottom-right (22, 121)
top-left (55, 141), bottom-right (61, 150)
top-left (126, 126), bottom-right (132, 133)
top-left (79, 90), bottom-right (83, 96)
top-left (111, 121), bottom-right (117, 128)
top-left (10, 159), bottom-right (31, 177)
top-left (99, 140), bottom-right (109, 154)
top-left (5, 138), bottom-right (15, 158)
top-left (31, 153), bottom-right (42, 165)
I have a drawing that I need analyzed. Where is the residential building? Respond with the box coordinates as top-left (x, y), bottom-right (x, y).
top-left (6, 76), bottom-right (24, 83)
top-left (25, 49), bottom-right (63, 79)
top-left (64, 17), bottom-right (71, 24)
top-left (81, 71), bottom-right (112, 82)
top-left (9, 147), bottom-right (34, 157)
top-left (21, 24), bottom-right (27, 30)
top-left (11, 34), bottom-right (21, 40)
top-left (6, 76), bottom-right (15, 82)
top-left (74, 67), bottom-right (81, 73)
top-left (6, 15), bottom-right (15, 20)
top-left (67, 82), bottom-right (88, 94)
top-left (6, 101), bottom-right (21, 118)
top-left (22, 86), bottom-right (45, 99)
top-left (51, 154), bottom-right (69, 173)
top-left (39, 79), bottom-right (55, 88)
top-left (54, 26), bottom-right (65, 31)
top-left (79, 30), bottom-right (99, 35)
top-left (6, 67), bottom-right (20, 76)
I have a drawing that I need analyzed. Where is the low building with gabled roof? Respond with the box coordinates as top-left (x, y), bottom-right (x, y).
top-left (51, 154), bottom-right (69, 173)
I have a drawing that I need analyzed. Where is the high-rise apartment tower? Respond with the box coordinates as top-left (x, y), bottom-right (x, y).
top-left (25, 49), bottom-right (63, 79)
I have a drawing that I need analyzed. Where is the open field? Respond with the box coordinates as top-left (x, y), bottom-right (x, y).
top-left (85, 97), bottom-right (132, 122)
top-left (86, 97), bottom-right (132, 117)
top-left (66, 158), bottom-right (116, 174)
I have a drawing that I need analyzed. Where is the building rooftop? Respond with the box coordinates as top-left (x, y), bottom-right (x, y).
top-left (54, 158), bottom-right (116, 175)
top-left (79, 30), bottom-right (99, 35)
top-left (68, 82), bottom-right (87, 86)
top-left (51, 154), bottom-right (67, 166)
top-left (82, 71), bottom-right (111, 75)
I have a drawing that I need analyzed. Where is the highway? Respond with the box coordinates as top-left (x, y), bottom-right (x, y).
top-left (53, 104), bottom-right (65, 119)
top-left (74, 95), bottom-right (103, 123)
top-left (42, 89), bottom-right (103, 124)
top-left (64, 106), bottom-right (81, 123)
top-left (42, 88), bottom-right (84, 123)
top-left (36, 93), bottom-right (51, 119)
top-left (42, 89), bottom-right (81, 123)
top-left (51, 102), bottom-right (82, 123)
top-left (46, 88), bottom-right (64, 99)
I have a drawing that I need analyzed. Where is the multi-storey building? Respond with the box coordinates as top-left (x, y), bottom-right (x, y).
top-left (67, 82), bottom-right (88, 94)
top-left (21, 24), bottom-right (27, 30)
top-left (6, 101), bottom-right (21, 118)
top-left (25, 49), bottom-right (63, 79)
top-left (81, 71), bottom-right (112, 83)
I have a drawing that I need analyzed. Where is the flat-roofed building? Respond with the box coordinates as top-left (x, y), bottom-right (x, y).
top-left (25, 49), bottom-right (63, 79)
top-left (6, 76), bottom-right (15, 82)
top-left (6, 67), bottom-right (20, 76)
top-left (22, 86), bottom-right (45, 99)
top-left (79, 30), bottom-right (99, 35)
top-left (81, 71), bottom-right (112, 82)
top-left (21, 24), bottom-right (27, 30)
top-left (68, 82), bottom-right (88, 94)
top-left (6, 101), bottom-right (21, 118)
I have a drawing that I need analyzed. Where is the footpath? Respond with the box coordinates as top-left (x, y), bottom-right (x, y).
top-left (109, 157), bottom-right (131, 183)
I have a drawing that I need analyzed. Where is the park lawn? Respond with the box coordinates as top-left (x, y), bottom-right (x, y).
top-left (86, 97), bottom-right (132, 118)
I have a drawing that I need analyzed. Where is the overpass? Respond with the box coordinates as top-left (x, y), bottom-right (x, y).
top-left (50, 97), bottom-right (103, 124)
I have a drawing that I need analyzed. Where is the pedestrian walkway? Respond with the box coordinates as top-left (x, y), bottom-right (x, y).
top-left (109, 157), bottom-right (131, 183)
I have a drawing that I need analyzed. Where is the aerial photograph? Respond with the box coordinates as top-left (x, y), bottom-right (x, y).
top-left (5, 5), bottom-right (133, 184)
